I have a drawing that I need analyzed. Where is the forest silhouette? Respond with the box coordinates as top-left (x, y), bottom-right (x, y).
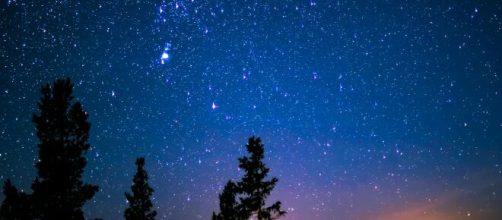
top-left (0, 78), bottom-right (285, 220)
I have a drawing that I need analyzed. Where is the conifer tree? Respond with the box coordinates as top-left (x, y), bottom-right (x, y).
top-left (237, 137), bottom-right (286, 220)
top-left (213, 136), bottom-right (286, 220)
top-left (211, 181), bottom-right (239, 220)
top-left (30, 78), bottom-right (98, 220)
top-left (0, 180), bottom-right (32, 220)
top-left (124, 157), bottom-right (157, 220)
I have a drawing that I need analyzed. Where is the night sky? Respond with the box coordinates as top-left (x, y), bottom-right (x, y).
top-left (1, 0), bottom-right (502, 219)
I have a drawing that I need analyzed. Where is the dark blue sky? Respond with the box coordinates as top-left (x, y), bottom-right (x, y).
top-left (1, 0), bottom-right (501, 219)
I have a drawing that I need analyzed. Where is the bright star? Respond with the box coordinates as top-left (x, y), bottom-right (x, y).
top-left (160, 42), bottom-right (171, 64)
top-left (160, 51), bottom-right (169, 64)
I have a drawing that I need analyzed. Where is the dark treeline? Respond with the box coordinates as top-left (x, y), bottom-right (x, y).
top-left (0, 78), bottom-right (285, 220)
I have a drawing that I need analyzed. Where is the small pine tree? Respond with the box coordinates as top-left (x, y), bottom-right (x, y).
top-left (125, 157), bottom-right (157, 220)
top-left (211, 181), bottom-right (239, 220)
top-left (30, 78), bottom-right (99, 220)
top-left (237, 137), bottom-right (286, 220)
top-left (213, 136), bottom-right (286, 220)
top-left (0, 180), bottom-right (32, 220)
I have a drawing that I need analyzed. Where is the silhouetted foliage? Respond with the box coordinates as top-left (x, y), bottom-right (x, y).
top-left (211, 181), bottom-right (239, 220)
top-left (125, 157), bottom-right (157, 220)
top-left (212, 136), bottom-right (286, 220)
top-left (29, 78), bottom-right (98, 220)
top-left (0, 180), bottom-right (32, 220)
top-left (1, 78), bottom-right (98, 219)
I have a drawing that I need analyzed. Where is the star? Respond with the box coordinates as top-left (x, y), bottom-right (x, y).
top-left (160, 52), bottom-right (169, 64)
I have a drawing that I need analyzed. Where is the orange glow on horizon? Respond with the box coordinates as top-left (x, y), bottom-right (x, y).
top-left (365, 190), bottom-right (498, 220)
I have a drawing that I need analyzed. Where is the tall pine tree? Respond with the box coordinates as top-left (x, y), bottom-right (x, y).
top-left (213, 136), bottom-right (286, 220)
top-left (124, 157), bottom-right (157, 220)
top-left (30, 78), bottom-right (98, 220)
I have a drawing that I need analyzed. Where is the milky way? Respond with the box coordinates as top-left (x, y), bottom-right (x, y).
top-left (1, 1), bottom-right (501, 219)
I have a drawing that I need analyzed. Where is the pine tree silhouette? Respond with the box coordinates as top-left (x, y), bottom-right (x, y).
top-left (211, 181), bottom-right (239, 220)
top-left (0, 180), bottom-right (32, 220)
top-left (238, 137), bottom-right (286, 220)
top-left (30, 78), bottom-right (99, 220)
top-left (124, 157), bottom-right (157, 220)
top-left (213, 136), bottom-right (286, 220)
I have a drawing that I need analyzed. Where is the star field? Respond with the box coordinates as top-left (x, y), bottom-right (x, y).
top-left (1, 0), bottom-right (502, 219)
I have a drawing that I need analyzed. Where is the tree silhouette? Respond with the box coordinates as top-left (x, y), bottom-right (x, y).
top-left (211, 181), bottom-right (239, 220)
top-left (0, 180), bottom-right (32, 220)
top-left (213, 136), bottom-right (286, 220)
top-left (30, 78), bottom-right (99, 220)
top-left (124, 157), bottom-right (157, 220)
